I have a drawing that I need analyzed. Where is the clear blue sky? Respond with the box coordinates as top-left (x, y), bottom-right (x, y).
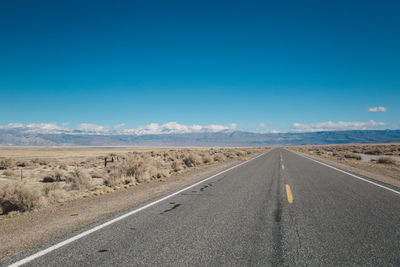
top-left (1, 0), bottom-right (399, 133)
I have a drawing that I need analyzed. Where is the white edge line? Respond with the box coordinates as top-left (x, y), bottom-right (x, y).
top-left (7, 151), bottom-right (269, 267)
top-left (287, 149), bottom-right (400, 196)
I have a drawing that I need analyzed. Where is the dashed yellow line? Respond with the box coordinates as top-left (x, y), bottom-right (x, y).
top-left (285, 184), bottom-right (293, 203)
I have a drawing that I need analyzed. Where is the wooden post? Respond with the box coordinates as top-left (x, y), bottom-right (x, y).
top-left (104, 157), bottom-right (107, 167)
top-left (20, 168), bottom-right (23, 181)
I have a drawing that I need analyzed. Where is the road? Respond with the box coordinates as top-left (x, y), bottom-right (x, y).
top-left (5, 148), bottom-right (400, 266)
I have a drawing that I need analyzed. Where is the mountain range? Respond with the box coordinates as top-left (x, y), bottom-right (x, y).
top-left (1, 128), bottom-right (399, 146)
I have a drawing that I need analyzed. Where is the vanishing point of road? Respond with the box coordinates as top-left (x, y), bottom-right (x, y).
top-left (5, 148), bottom-right (400, 266)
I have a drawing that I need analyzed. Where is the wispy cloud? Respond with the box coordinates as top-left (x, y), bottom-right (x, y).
top-left (121, 122), bottom-right (237, 135)
top-left (255, 123), bottom-right (282, 133)
top-left (291, 120), bottom-right (386, 132)
top-left (0, 122), bottom-right (237, 135)
top-left (368, 106), bottom-right (387, 112)
top-left (78, 123), bottom-right (107, 132)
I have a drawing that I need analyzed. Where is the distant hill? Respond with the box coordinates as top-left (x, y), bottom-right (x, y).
top-left (0, 128), bottom-right (400, 146)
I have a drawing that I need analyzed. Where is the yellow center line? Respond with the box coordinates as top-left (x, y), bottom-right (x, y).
top-left (285, 184), bottom-right (293, 203)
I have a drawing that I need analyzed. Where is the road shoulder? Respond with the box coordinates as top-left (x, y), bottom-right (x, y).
top-left (289, 150), bottom-right (400, 188)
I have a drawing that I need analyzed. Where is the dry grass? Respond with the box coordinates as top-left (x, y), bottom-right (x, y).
top-left (120, 156), bottom-right (155, 183)
top-left (376, 157), bottom-right (397, 165)
top-left (183, 153), bottom-right (201, 167)
top-left (3, 170), bottom-right (14, 177)
top-left (32, 158), bottom-right (49, 166)
top-left (213, 153), bottom-right (226, 162)
top-left (0, 158), bottom-right (14, 170)
top-left (344, 153), bottom-right (362, 160)
top-left (0, 147), bottom-right (267, 215)
top-left (171, 161), bottom-right (184, 172)
top-left (0, 182), bottom-right (46, 214)
top-left (65, 168), bottom-right (91, 190)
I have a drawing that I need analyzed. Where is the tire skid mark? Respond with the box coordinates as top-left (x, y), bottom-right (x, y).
top-left (160, 203), bottom-right (182, 215)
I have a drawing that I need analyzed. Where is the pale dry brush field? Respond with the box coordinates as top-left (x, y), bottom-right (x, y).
top-left (289, 143), bottom-right (400, 185)
top-left (0, 147), bottom-right (266, 216)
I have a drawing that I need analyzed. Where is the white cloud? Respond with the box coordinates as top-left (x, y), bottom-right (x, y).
top-left (0, 122), bottom-right (237, 135)
top-left (0, 123), bottom-right (25, 129)
top-left (26, 123), bottom-right (63, 132)
top-left (78, 123), bottom-right (107, 133)
top-left (122, 122), bottom-right (237, 135)
top-left (263, 129), bottom-right (281, 133)
top-left (113, 123), bottom-right (125, 129)
top-left (368, 106), bottom-right (387, 112)
top-left (291, 120), bottom-right (386, 132)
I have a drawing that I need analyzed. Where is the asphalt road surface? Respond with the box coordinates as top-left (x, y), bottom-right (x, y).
top-left (5, 148), bottom-right (400, 266)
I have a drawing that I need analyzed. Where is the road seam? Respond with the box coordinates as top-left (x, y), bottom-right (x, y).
top-left (289, 150), bottom-right (400, 196)
top-left (6, 151), bottom-right (270, 267)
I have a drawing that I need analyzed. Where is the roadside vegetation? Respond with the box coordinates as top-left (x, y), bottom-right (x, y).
top-left (0, 147), bottom-right (266, 215)
top-left (289, 144), bottom-right (400, 187)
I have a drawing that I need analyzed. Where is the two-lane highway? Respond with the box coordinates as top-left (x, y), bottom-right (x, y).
top-left (5, 148), bottom-right (400, 266)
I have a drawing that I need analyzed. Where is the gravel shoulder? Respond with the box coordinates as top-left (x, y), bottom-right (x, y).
top-left (0, 157), bottom-right (248, 260)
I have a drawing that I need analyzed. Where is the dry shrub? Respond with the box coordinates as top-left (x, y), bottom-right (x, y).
top-left (32, 158), bottom-right (49, 166)
top-left (223, 151), bottom-right (237, 159)
top-left (0, 182), bottom-right (46, 214)
top-left (43, 183), bottom-right (59, 196)
top-left (66, 168), bottom-right (90, 190)
top-left (364, 148), bottom-right (383, 155)
top-left (344, 153), bottom-right (362, 160)
top-left (54, 169), bottom-right (64, 181)
top-left (0, 158), bottom-right (14, 170)
top-left (183, 153), bottom-right (201, 167)
top-left (332, 152), bottom-right (344, 159)
top-left (119, 156), bottom-right (154, 183)
top-left (16, 160), bottom-right (31, 167)
top-left (376, 157), bottom-right (397, 165)
top-left (171, 161), bottom-right (183, 172)
top-left (91, 170), bottom-right (103, 179)
top-left (213, 153), bottom-right (226, 162)
top-left (42, 176), bottom-right (56, 183)
top-left (41, 183), bottom-right (66, 202)
top-left (41, 170), bottom-right (65, 183)
top-left (48, 189), bottom-right (67, 203)
top-left (104, 168), bottom-right (124, 187)
top-left (202, 155), bottom-right (213, 164)
top-left (59, 163), bottom-right (68, 170)
top-left (236, 150), bottom-right (246, 157)
top-left (156, 169), bottom-right (170, 178)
